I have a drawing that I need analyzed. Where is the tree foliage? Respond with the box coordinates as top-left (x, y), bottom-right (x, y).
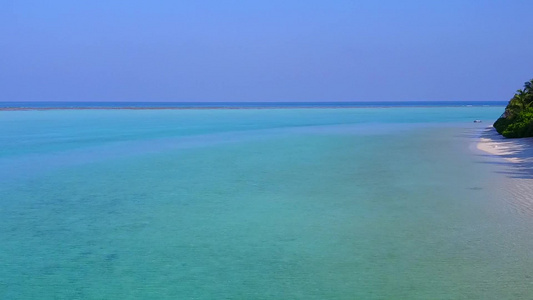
top-left (493, 79), bottom-right (533, 138)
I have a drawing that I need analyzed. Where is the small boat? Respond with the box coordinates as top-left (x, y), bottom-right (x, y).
top-left (473, 120), bottom-right (482, 123)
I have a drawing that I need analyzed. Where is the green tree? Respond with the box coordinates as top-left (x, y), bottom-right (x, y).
top-left (524, 79), bottom-right (533, 94)
top-left (494, 78), bottom-right (533, 138)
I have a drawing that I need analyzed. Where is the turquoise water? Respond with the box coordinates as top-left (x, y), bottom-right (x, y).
top-left (2, 107), bottom-right (533, 299)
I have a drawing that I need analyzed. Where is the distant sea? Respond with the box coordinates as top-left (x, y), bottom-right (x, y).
top-left (3, 104), bottom-right (533, 299)
top-left (0, 100), bottom-right (507, 109)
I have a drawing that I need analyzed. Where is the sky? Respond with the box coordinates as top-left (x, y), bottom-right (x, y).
top-left (1, 0), bottom-right (532, 102)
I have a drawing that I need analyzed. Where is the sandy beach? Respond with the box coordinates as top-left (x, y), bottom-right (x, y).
top-left (477, 126), bottom-right (533, 216)
top-left (477, 126), bottom-right (533, 163)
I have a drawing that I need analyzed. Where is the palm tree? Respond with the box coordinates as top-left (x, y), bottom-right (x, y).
top-left (515, 89), bottom-right (529, 107)
top-left (524, 79), bottom-right (533, 94)
top-left (505, 89), bottom-right (530, 118)
top-left (522, 80), bottom-right (533, 107)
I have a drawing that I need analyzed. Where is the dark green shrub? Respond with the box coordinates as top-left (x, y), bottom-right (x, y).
top-left (500, 108), bottom-right (533, 138)
top-left (494, 117), bottom-right (511, 135)
top-left (494, 78), bottom-right (533, 138)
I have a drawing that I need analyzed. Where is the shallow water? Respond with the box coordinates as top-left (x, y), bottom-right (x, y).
top-left (2, 107), bottom-right (533, 299)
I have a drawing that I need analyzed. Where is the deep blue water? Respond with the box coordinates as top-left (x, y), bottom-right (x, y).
top-left (0, 101), bottom-right (507, 109)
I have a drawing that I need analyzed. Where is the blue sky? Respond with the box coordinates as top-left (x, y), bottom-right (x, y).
top-left (1, 0), bottom-right (532, 102)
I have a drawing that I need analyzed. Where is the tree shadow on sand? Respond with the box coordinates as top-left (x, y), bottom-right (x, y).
top-left (476, 127), bottom-right (533, 179)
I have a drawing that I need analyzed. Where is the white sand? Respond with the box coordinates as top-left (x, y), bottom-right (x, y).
top-left (477, 127), bottom-right (533, 215)
top-left (477, 127), bottom-right (533, 163)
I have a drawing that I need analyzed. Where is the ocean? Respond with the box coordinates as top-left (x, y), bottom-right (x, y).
top-left (2, 104), bottom-right (533, 299)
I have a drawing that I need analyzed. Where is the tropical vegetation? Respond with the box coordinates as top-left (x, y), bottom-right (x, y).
top-left (493, 79), bottom-right (533, 138)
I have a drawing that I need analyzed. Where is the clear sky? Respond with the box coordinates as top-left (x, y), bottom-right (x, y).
top-left (1, 0), bottom-right (532, 102)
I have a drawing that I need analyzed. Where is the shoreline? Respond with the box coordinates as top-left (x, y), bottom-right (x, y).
top-left (476, 126), bottom-right (533, 217)
top-left (477, 127), bottom-right (533, 163)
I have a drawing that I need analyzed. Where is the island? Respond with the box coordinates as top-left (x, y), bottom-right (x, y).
top-left (494, 79), bottom-right (533, 138)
